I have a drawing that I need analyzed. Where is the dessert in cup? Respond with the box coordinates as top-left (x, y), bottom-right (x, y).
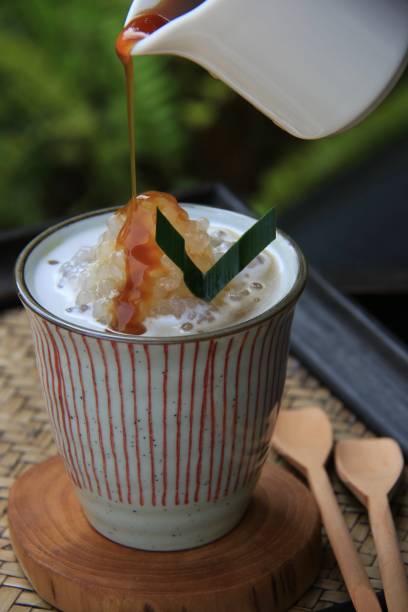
top-left (16, 194), bottom-right (306, 550)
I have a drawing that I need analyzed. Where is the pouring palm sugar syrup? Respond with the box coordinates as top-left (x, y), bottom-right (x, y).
top-left (114, 11), bottom-right (215, 334)
top-left (54, 5), bottom-right (282, 336)
top-left (115, 2), bottom-right (205, 199)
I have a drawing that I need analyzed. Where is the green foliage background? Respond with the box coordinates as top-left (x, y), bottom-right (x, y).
top-left (1, 1), bottom-right (407, 229)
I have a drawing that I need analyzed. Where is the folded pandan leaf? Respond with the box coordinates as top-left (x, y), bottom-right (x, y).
top-left (156, 208), bottom-right (276, 301)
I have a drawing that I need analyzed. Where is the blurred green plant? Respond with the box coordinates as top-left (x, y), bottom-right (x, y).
top-left (0, 0), bottom-right (225, 228)
top-left (0, 1), bottom-right (407, 230)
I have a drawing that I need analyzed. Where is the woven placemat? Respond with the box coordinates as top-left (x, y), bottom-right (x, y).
top-left (0, 308), bottom-right (406, 612)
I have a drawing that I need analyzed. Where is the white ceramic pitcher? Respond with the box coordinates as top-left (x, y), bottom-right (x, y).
top-left (125, 0), bottom-right (408, 139)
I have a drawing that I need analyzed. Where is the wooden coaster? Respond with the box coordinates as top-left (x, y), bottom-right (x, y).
top-left (9, 457), bottom-right (321, 612)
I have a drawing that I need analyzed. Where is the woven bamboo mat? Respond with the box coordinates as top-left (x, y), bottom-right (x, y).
top-left (0, 308), bottom-right (406, 612)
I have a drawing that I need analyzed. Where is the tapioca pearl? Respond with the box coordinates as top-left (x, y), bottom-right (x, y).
top-left (248, 254), bottom-right (265, 269)
top-left (181, 322), bottom-right (194, 332)
top-left (228, 292), bottom-right (242, 302)
top-left (240, 289), bottom-right (250, 297)
top-left (197, 311), bottom-right (215, 324)
top-left (250, 281), bottom-right (264, 290)
top-left (211, 229), bottom-right (227, 242)
top-left (198, 218), bottom-right (209, 232)
top-left (66, 304), bottom-right (90, 314)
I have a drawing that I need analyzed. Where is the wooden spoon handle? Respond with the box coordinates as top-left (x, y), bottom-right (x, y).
top-left (308, 466), bottom-right (381, 612)
top-left (369, 495), bottom-right (408, 612)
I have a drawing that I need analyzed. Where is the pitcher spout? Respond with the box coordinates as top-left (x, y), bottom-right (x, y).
top-left (126, 0), bottom-right (209, 58)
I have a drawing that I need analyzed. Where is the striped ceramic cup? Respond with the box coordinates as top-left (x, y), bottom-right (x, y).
top-left (16, 205), bottom-right (306, 551)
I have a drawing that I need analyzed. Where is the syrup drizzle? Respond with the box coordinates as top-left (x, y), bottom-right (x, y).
top-left (114, 7), bottom-right (207, 335)
top-left (113, 192), bottom-right (190, 335)
top-left (115, 13), bottom-right (168, 198)
top-left (114, 14), bottom-right (170, 334)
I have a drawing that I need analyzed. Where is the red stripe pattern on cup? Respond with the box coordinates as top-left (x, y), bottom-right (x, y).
top-left (28, 310), bottom-right (293, 507)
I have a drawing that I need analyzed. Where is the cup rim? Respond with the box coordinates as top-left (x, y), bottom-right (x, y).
top-left (15, 204), bottom-right (307, 345)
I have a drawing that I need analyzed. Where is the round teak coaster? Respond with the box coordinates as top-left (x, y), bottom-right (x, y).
top-left (9, 457), bottom-right (321, 612)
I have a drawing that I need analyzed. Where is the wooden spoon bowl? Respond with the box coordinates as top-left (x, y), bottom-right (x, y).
top-left (335, 437), bottom-right (404, 505)
top-left (273, 406), bottom-right (333, 473)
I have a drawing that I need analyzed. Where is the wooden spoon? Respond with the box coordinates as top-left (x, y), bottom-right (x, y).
top-left (272, 407), bottom-right (381, 612)
top-left (336, 437), bottom-right (408, 612)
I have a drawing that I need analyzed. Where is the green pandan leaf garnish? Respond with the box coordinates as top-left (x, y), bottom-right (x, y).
top-left (156, 208), bottom-right (276, 301)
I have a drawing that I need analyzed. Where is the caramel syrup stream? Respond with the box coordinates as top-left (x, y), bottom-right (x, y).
top-left (126, 61), bottom-right (137, 199)
top-left (115, 14), bottom-right (168, 199)
top-left (114, 14), bottom-right (170, 333)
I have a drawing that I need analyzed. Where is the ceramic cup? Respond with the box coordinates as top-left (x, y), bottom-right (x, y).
top-left (15, 205), bottom-right (306, 551)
